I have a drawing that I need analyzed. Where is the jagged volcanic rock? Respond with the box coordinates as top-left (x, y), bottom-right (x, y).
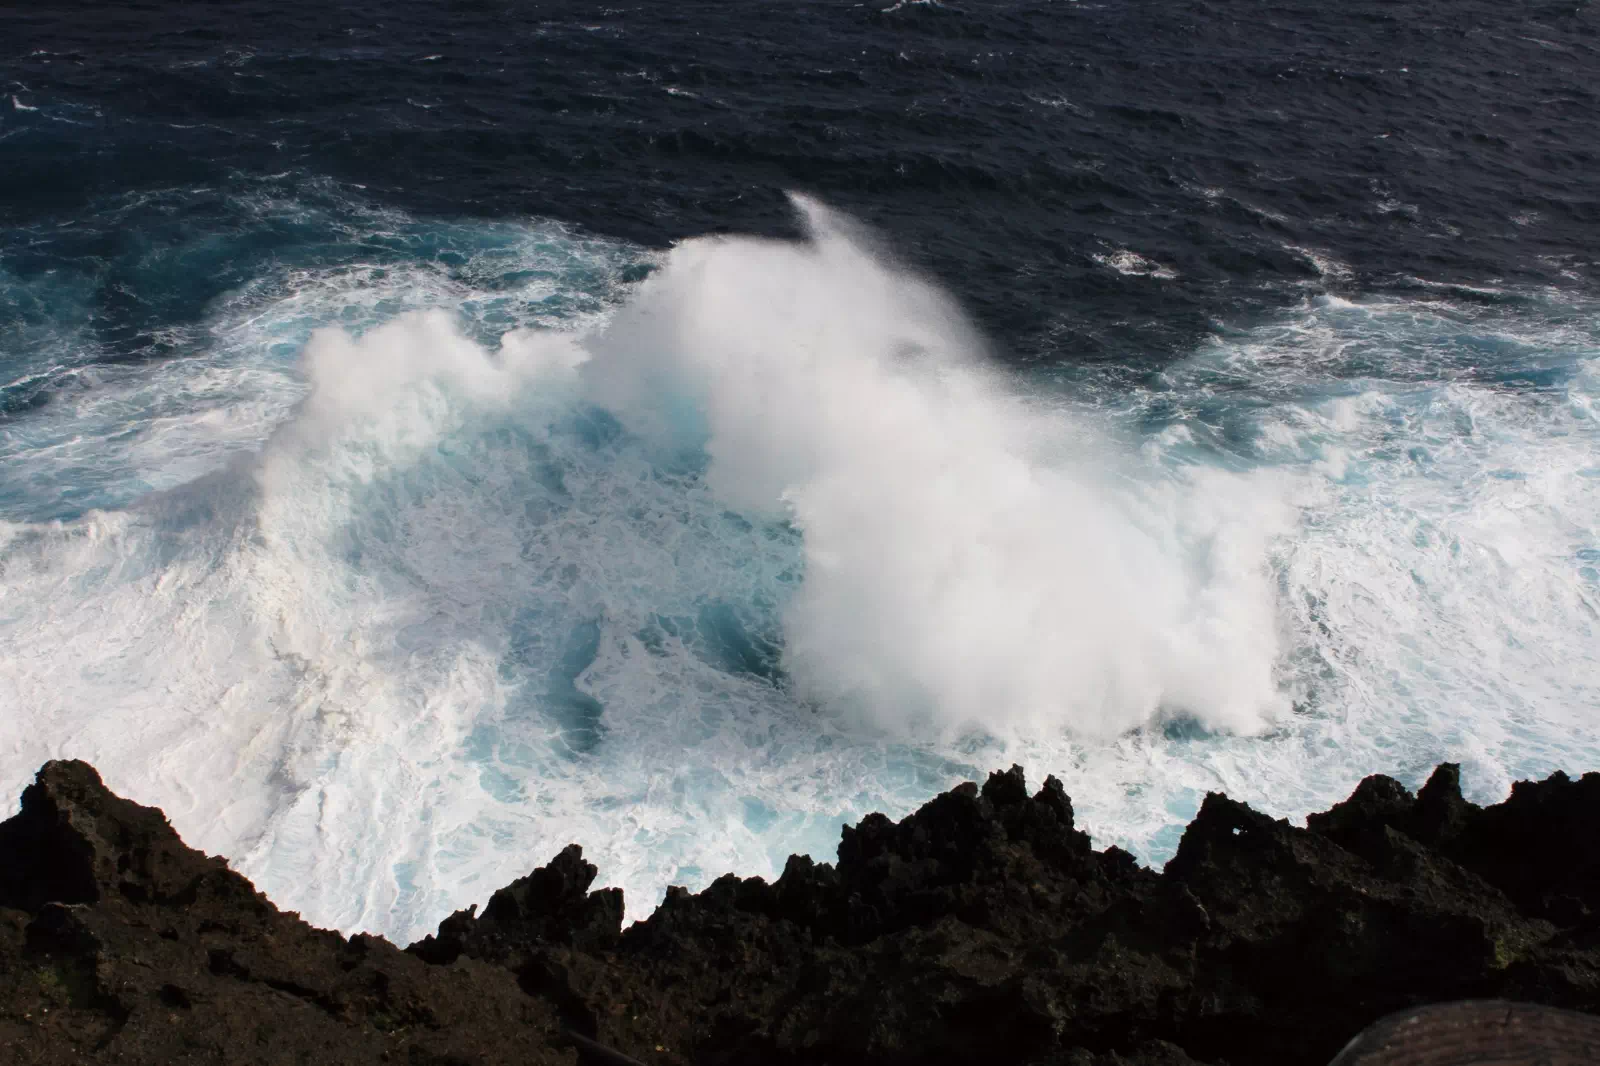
top-left (1, 759), bottom-right (1597, 1065)
top-left (0, 761), bottom-right (569, 1065)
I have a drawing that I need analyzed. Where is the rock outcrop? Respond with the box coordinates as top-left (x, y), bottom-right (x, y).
top-left (0, 761), bottom-right (569, 1065)
top-left (2, 759), bottom-right (1597, 1065)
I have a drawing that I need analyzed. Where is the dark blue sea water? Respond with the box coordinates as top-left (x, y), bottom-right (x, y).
top-left (2, 1), bottom-right (1597, 941)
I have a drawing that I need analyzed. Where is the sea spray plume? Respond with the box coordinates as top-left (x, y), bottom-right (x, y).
top-left (580, 194), bottom-right (1294, 739)
top-left (151, 310), bottom-right (594, 936)
top-left (264, 308), bottom-right (587, 463)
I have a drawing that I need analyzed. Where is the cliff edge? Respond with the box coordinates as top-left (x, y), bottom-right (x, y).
top-left (2, 760), bottom-right (1598, 1064)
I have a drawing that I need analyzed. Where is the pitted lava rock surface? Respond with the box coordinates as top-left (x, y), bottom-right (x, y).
top-left (2, 760), bottom-right (1597, 1065)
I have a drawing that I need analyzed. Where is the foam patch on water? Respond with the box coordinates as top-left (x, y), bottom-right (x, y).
top-left (1, 191), bottom-right (1597, 944)
top-left (1093, 248), bottom-right (1179, 280)
top-left (1151, 294), bottom-right (1600, 785)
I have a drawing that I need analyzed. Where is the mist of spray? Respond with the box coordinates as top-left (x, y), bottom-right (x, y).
top-left (579, 195), bottom-right (1292, 738)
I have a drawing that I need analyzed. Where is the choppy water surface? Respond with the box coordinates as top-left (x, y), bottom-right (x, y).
top-left (1, 1), bottom-right (1596, 941)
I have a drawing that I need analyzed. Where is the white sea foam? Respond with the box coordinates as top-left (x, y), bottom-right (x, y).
top-left (1093, 248), bottom-right (1179, 279)
top-left (1, 195), bottom-right (1596, 945)
top-left (584, 198), bottom-right (1286, 738)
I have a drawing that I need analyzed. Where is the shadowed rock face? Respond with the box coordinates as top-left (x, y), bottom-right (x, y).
top-left (0, 761), bottom-right (569, 1066)
top-left (2, 760), bottom-right (1598, 1065)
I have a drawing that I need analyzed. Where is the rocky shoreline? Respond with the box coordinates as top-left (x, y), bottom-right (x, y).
top-left (2, 760), bottom-right (1597, 1064)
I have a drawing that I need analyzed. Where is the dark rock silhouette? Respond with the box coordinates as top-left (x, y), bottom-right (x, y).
top-left (0, 761), bottom-right (568, 1065)
top-left (2, 759), bottom-right (1597, 1064)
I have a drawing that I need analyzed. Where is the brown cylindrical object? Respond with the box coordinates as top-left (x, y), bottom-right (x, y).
top-left (1329, 1000), bottom-right (1600, 1066)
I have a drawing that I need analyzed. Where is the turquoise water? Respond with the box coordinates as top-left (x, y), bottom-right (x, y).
top-left (2, 186), bottom-right (1596, 943)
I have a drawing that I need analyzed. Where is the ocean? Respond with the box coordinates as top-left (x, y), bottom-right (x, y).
top-left (2, 0), bottom-right (1596, 943)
